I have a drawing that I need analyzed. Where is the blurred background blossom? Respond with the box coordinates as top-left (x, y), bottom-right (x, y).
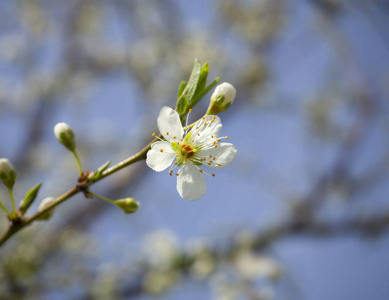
top-left (0, 0), bottom-right (389, 299)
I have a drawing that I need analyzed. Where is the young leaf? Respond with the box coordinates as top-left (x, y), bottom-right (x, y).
top-left (182, 58), bottom-right (201, 103)
top-left (177, 81), bottom-right (187, 99)
top-left (19, 182), bottom-right (42, 214)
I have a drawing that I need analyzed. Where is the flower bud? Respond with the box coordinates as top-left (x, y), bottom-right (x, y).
top-left (19, 182), bottom-right (42, 215)
top-left (0, 158), bottom-right (17, 189)
top-left (207, 82), bottom-right (236, 115)
top-left (54, 122), bottom-right (75, 151)
top-left (38, 197), bottom-right (56, 221)
top-left (115, 198), bottom-right (140, 214)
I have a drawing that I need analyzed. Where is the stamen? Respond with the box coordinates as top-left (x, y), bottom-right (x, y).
top-left (217, 163), bottom-right (221, 166)
top-left (211, 135), bottom-right (214, 138)
top-left (212, 116), bottom-right (216, 119)
top-left (212, 174), bottom-right (215, 177)
top-left (199, 169), bottom-right (203, 173)
top-left (176, 173), bottom-right (179, 176)
top-left (173, 136), bottom-right (176, 139)
top-left (213, 157), bottom-right (216, 160)
top-left (204, 122), bottom-right (207, 127)
top-left (214, 145), bottom-right (218, 148)
top-left (211, 119), bottom-right (214, 123)
top-left (152, 133), bottom-right (156, 137)
top-left (209, 155), bottom-right (212, 158)
top-left (166, 132), bottom-right (169, 135)
top-left (202, 116), bottom-right (205, 120)
top-left (226, 136), bottom-right (229, 139)
top-left (160, 149), bottom-right (164, 152)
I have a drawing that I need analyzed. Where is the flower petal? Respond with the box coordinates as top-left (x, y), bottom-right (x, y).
top-left (146, 141), bottom-right (176, 172)
top-left (193, 115), bottom-right (222, 145)
top-left (157, 106), bottom-right (184, 142)
top-left (176, 163), bottom-right (206, 201)
top-left (200, 143), bottom-right (237, 169)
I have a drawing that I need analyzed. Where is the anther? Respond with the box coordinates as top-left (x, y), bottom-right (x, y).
top-left (166, 132), bottom-right (169, 135)
top-left (196, 127), bottom-right (199, 129)
top-left (152, 133), bottom-right (156, 137)
top-left (214, 145), bottom-right (218, 148)
top-left (197, 133), bottom-right (200, 136)
top-left (202, 116), bottom-right (205, 120)
top-left (173, 136), bottom-right (176, 139)
top-left (199, 169), bottom-right (203, 173)
top-left (226, 136), bottom-right (229, 139)
top-left (189, 109), bottom-right (192, 112)
top-left (212, 174), bottom-right (215, 177)
top-left (209, 155), bottom-right (212, 158)
top-left (217, 163), bottom-right (221, 166)
top-left (211, 119), bottom-right (214, 123)
top-left (212, 115), bottom-right (216, 119)
top-left (211, 135), bottom-right (214, 138)
top-left (213, 157), bottom-right (216, 160)
top-left (208, 163), bottom-right (211, 165)
top-left (160, 149), bottom-right (164, 152)
top-left (204, 122), bottom-right (207, 127)
top-left (184, 162), bottom-right (187, 165)
top-left (193, 149), bottom-right (197, 152)
top-left (176, 173), bottom-right (179, 176)
top-left (174, 162), bottom-right (177, 165)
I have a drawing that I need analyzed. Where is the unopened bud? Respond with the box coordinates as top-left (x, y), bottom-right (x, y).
top-left (0, 158), bottom-right (17, 189)
top-left (207, 82), bottom-right (236, 115)
top-left (19, 182), bottom-right (42, 215)
top-left (54, 122), bottom-right (75, 151)
top-left (115, 198), bottom-right (140, 214)
top-left (38, 197), bottom-right (56, 221)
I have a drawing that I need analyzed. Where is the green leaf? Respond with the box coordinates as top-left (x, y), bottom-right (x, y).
top-left (176, 94), bottom-right (188, 116)
top-left (19, 182), bottom-right (42, 214)
top-left (189, 76), bottom-right (220, 109)
top-left (194, 62), bottom-right (209, 96)
top-left (182, 58), bottom-right (201, 104)
top-left (177, 81), bottom-right (187, 99)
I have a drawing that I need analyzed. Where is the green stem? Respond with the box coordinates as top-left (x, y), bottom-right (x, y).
top-left (89, 191), bottom-right (115, 204)
top-left (72, 150), bottom-right (83, 175)
top-left (9, 188), bottom-right (15, 213)
top-left (0, 134), bottom-right (161, 247)
top-left (0, 201), bottom-right (10, 215)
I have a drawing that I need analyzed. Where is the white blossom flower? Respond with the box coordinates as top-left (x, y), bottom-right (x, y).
top-left (146, 106), bottom-right (237, 200)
